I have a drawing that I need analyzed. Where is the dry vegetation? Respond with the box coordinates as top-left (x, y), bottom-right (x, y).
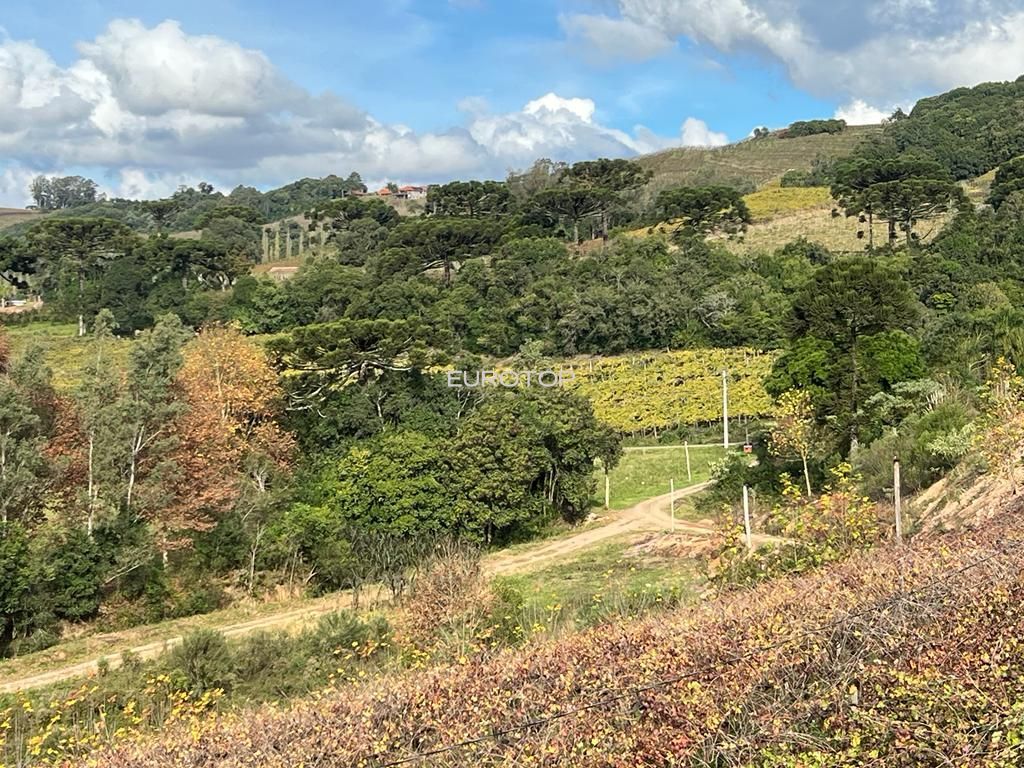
top-left (77, 493), bottom-right (1024, 767)
top-left (635, 125), bottom-right (883, 196)
top-left (0, 208), bottom-right (44, 231)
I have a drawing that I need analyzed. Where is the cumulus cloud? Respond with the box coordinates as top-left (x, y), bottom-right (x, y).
top-left (562, 0), bottom-right (1024, 106)
top-left (0, 19), bottom-right (727, 205)
top-left (834, 100), bottom-right (890, 125)
top-left (680, 117), bottom-right (728, 147)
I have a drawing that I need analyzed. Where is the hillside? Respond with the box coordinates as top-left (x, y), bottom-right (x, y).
top-left (0, 207), bottom-right (43, 231)
top-left (636, 125), bottom-right (884, 194)
top-left (81, 490), bottom-right (1024, 767)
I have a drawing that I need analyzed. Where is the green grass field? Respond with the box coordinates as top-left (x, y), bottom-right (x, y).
top-left (594, 445), bottom-right (731, 509)
top-left (492, 538), bottom-right (704, 633)
top-left (3, 322), bottom-right (131, 390)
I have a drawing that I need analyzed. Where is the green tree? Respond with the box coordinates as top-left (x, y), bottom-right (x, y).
top-left (770, 257), bottom-right (921, 450)
top-left (332, 431), bottom-right (453, 535)
top-left (449, 396), bottom-right (548, 544)
top-left (24, 218), bottom-right (139, 335)
top-left (655, 186), bottom-right (751, 237)
top-left (989, 156), bottom-right (1024, 210)
top-left (769, 389), bottom-right (821, 496)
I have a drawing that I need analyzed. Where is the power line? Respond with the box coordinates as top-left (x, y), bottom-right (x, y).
top-left (370, 538), bottom-right (1024, 767)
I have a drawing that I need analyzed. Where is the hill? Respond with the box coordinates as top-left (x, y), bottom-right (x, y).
top-left (81, 488), bottom-right (1024, 767)
top-left (636, 124), bottom-right (884, 194)
top-left (0, 207), bottom-right (43, 231)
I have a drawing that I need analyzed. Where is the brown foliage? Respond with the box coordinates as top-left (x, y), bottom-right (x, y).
top-left (397, 542), bottom-right (486, 647)
top-left (0, 326), bottom-right (9, 374)
top-left (82, 501), bottom-right (1024, 768)
top-left (154, 326), bottom-right (294, 550)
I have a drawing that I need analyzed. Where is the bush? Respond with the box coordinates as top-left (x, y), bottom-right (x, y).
top-left (233, 630), bottom-right (294, 684)
top-left (400, 542), bottom-right (484, 646)
top-left (784, 118), bottom-right (846, 137)
top-left (302, 610), bottom-right (390, 661)
top-left (168, 629), bottom-right (235, 695)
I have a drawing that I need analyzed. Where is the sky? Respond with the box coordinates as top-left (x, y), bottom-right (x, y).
top-left (2, 0), bottom-right (1024, 205)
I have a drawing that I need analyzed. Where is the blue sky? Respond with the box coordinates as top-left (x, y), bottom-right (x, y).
top-left (1, 0), bottom-right (1023, 204)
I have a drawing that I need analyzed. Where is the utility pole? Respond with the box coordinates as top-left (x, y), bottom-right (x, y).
top-left (742, 484), bottom-right (752, 551)
top-left (722, 369), bottom-right (730, 450)
top-left (684, 441), bottom-right (692, 482)
top-left (893, 456), bottom-right (903, 545)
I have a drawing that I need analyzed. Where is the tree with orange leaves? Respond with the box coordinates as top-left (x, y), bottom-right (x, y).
top-left (158, 325), bottom-right (294, 569)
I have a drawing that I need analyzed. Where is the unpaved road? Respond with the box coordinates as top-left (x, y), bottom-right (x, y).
top-left (484, 482), bottom-right (712, 575)
top-left (1, 481), bottom-right (732, 694)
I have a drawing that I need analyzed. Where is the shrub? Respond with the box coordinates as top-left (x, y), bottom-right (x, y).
top-left (399, 541), bottom-right (485, 646)
top-left (168, 629), bottom-right (234, 695)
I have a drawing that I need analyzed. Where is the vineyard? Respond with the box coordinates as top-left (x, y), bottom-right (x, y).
top-left (562, 348), bottom-right (776, 435)
top-left (74, 495), bottom-right (1024, 767)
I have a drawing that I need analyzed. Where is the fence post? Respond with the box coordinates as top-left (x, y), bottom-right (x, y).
top-left (684, 441), bottom-right (692, 482)
top-left (670, 479), bottom-right (676, 531)
top-left (893, 456), bottom-right (903, 545)
top-left (743, 484), bottom-right (752, 551)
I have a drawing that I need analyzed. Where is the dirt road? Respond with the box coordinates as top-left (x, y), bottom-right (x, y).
top-left (484, 482), bottom-right (712, 575)
top-left (1, 482), bottom-right (724, 694)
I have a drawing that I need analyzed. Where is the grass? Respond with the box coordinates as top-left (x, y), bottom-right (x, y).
top-left (962, 170), bottom-right (996, 205)
top-left (742, 185), bottom-right (832, 220)
top-left (595, 445), bottom-right (730, 509)
top-left (2, 321), bottom-right (130, 390)
top-left (0, 208), bottom-right (44, 231)
top-left (0, 590), bottom-right (353, 685)
top-left (635, 125), bottom-right (883, 195)
top-left (495, 537), bottom-right (703, 622)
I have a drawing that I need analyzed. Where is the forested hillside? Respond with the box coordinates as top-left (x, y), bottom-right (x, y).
top-left (5, 75), bottom-right (1024, 766)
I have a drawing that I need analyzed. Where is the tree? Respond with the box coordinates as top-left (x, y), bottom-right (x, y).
top-left (384, 218), bottom-right (502, 286)
top-left (28, 175), bottom-right (98, 210)
top-left (0, 334), bottom-right (47, 525)
top-left (770, 257), bottom-right (921, 450)
top-left (449, 396), bottom-right (548, 544)
top-left (76, 310), bottom-right (129, 535)
top-left (769, 389), bottom-right (820, 496)
top-left (830, 156), bottom-right (953, 247)
top-left (120, 314), bottom-right (191, 518)
top-left (655, 186), bottom-right (751, 237)
top-left (24, 218), bottom-right (139, 335)
top-left (532, 184), bottom-right (611, 244)
top-left (161, 326), bottom-right (293, 564)
top-left (563, 159), bottom-right (651, 237)
top-left (270, 318), bottom-right (429, 410)
top-left (507, 158), bottom-right (567, 201)
top-left (332, 430), bottom-right (454, 535)
top-left (989, 156), bottom-right (1024, 210)
top-left (426, 180), bottom-right (513, 218)
top-left (861, 178), bottom-right (968, 247)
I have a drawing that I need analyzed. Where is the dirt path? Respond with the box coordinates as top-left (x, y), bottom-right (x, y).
top-left (484, 482), bottom-right (712, 575)
top-left (1, 481), bottom-right (740, 694)
top-left (0, 595), bottom-right (356, 695)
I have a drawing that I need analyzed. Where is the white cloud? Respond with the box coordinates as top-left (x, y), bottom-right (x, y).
top-left (0, 19), bottom-right (727, 205)
top-left (834, 100), bottom-right (889, 125)
top-left (562, 0), bottom-right (1024, 107)
top-left (680, 117), bottom-right (728, 146)
top-left (560, 13), bottom-right (673, 60)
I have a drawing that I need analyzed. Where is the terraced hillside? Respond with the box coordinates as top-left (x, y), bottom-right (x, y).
top-left (636, 124), bottom-right (884, 194)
